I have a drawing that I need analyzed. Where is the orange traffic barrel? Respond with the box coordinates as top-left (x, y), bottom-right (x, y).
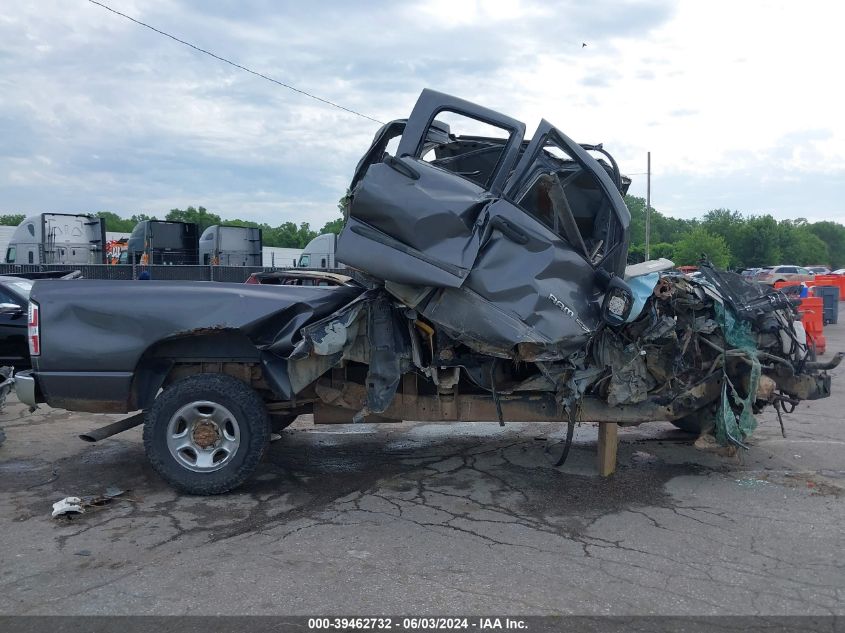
top-left (813, 274), bottom-right (838, 287)
top-left (799, 296), bottom-right (824, 331)
top-left (773, 280), bottom-right (803, 292)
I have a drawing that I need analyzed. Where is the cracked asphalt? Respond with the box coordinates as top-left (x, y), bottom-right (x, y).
top-left (0, 327), bottom-right (843, 616)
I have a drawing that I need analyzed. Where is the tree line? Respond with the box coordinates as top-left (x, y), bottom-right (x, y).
top-left (3, 200), bottom-right (844, 269)
top-left (624, 196), bottom-right (845, 270)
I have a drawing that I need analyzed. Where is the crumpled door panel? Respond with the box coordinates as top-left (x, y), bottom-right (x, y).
top-left (336, 159), bottom-right (489, 287)
top-left (420, 199), bottom-right (600, 359)
top-left (338, 216), bottom-right (475, 288)
top-left (469, 201), bottom-right (600, 330)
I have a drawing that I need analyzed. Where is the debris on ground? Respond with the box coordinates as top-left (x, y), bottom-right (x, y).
top-left (103, 486), bottom-right (125, 499)
top-left (51, 487), bottom-right (129, 519)
top-left (694, 433), bottom-right (739, 457)
top-left (735, 477), bottom-right (771, 488)
top-left (51, 497), bottom-right (84, 518)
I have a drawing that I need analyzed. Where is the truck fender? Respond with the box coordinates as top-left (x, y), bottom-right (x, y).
top-left (130, 330), bottom-right (262, 410)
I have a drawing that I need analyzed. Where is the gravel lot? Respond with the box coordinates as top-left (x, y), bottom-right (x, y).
top-left (0, 326), bottom-right (843, 616)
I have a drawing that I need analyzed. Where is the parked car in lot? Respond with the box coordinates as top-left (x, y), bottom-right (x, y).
top-left (244, 270), bottom-right (360, 287)
top-left (753, 265), bottom-right (814, 285)
top-left (0, 276), bottom-right (33, 369)
top-left (807, 266), bottom-right (831, 275)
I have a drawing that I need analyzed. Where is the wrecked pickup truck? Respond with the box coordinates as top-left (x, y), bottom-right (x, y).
top-left (15, 89), bottom-right (840, 494)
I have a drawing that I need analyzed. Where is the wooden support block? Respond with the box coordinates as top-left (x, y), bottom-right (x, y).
top-left (597, 422), bottom-right (618, 477)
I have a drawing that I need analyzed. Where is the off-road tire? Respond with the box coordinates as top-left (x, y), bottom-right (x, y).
top-left (144, 373), bottom-right (270, 495)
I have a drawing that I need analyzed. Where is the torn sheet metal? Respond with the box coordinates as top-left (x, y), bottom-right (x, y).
top-left (290, 289), bottom-right (376, 360)
top-left (592, 332), bottom-right (656, 406)
top-left (360, 295), bottom-right (406, 416)
top-left (283, 290), bottom-right (375, 395)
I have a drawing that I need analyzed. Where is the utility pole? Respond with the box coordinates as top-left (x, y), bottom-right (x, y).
top-left (645, 151), bottom-right (651, 261)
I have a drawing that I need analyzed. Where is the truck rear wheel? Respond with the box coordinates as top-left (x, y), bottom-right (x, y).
top-left (143, 373), bottom-right (270, 495)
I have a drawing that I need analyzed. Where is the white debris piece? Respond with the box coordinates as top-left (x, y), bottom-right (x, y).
top-left (51, 497), bottom-right (84, 518)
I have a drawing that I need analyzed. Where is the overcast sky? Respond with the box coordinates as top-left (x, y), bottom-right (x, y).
top-left (1, 0), bottom-right (843, 228)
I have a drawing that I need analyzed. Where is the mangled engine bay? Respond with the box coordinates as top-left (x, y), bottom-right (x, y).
top-left (285, 90), bottom-right (838, 450)
top-left (293, 264), bottom-right (838, 448)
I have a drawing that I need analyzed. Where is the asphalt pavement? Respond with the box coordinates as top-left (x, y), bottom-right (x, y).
top-left (0, 327), bottom-right (843, 616)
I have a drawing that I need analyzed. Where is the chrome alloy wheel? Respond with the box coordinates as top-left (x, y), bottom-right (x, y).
top-left (165, 401), bottom-right (240, 472)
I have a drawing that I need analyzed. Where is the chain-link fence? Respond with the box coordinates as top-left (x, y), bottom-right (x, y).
top-left (210, 266), bottom-right (267, 283)
top-left (137, 266), bottom-right (212, 281)
top-left (0, 264), bottom-right (135, 280)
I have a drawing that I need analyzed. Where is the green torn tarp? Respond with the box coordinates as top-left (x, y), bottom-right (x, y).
top-left (714, 302), bottom-right (760, 446)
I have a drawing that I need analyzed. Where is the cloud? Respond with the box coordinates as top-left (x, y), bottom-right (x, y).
top-left (0, 0), bottom-right (843, 229)
top-left (580, 68), bottom-right (623, 88)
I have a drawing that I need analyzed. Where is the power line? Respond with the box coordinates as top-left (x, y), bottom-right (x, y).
top-left (86, 0), bottom-right (385, 125)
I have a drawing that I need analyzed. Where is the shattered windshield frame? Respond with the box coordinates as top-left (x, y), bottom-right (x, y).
top-left (505, 124), bottom-right (630, 275)
top-left (406, 107), bottom-right (523, 196)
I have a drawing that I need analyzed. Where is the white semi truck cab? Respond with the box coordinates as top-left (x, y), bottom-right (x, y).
top-left (199, 225), bottom-right (262, 266)
top-left (297, 233), bottom-right (344, 269)
top-left (4, 213), bottom-right (106, 265)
